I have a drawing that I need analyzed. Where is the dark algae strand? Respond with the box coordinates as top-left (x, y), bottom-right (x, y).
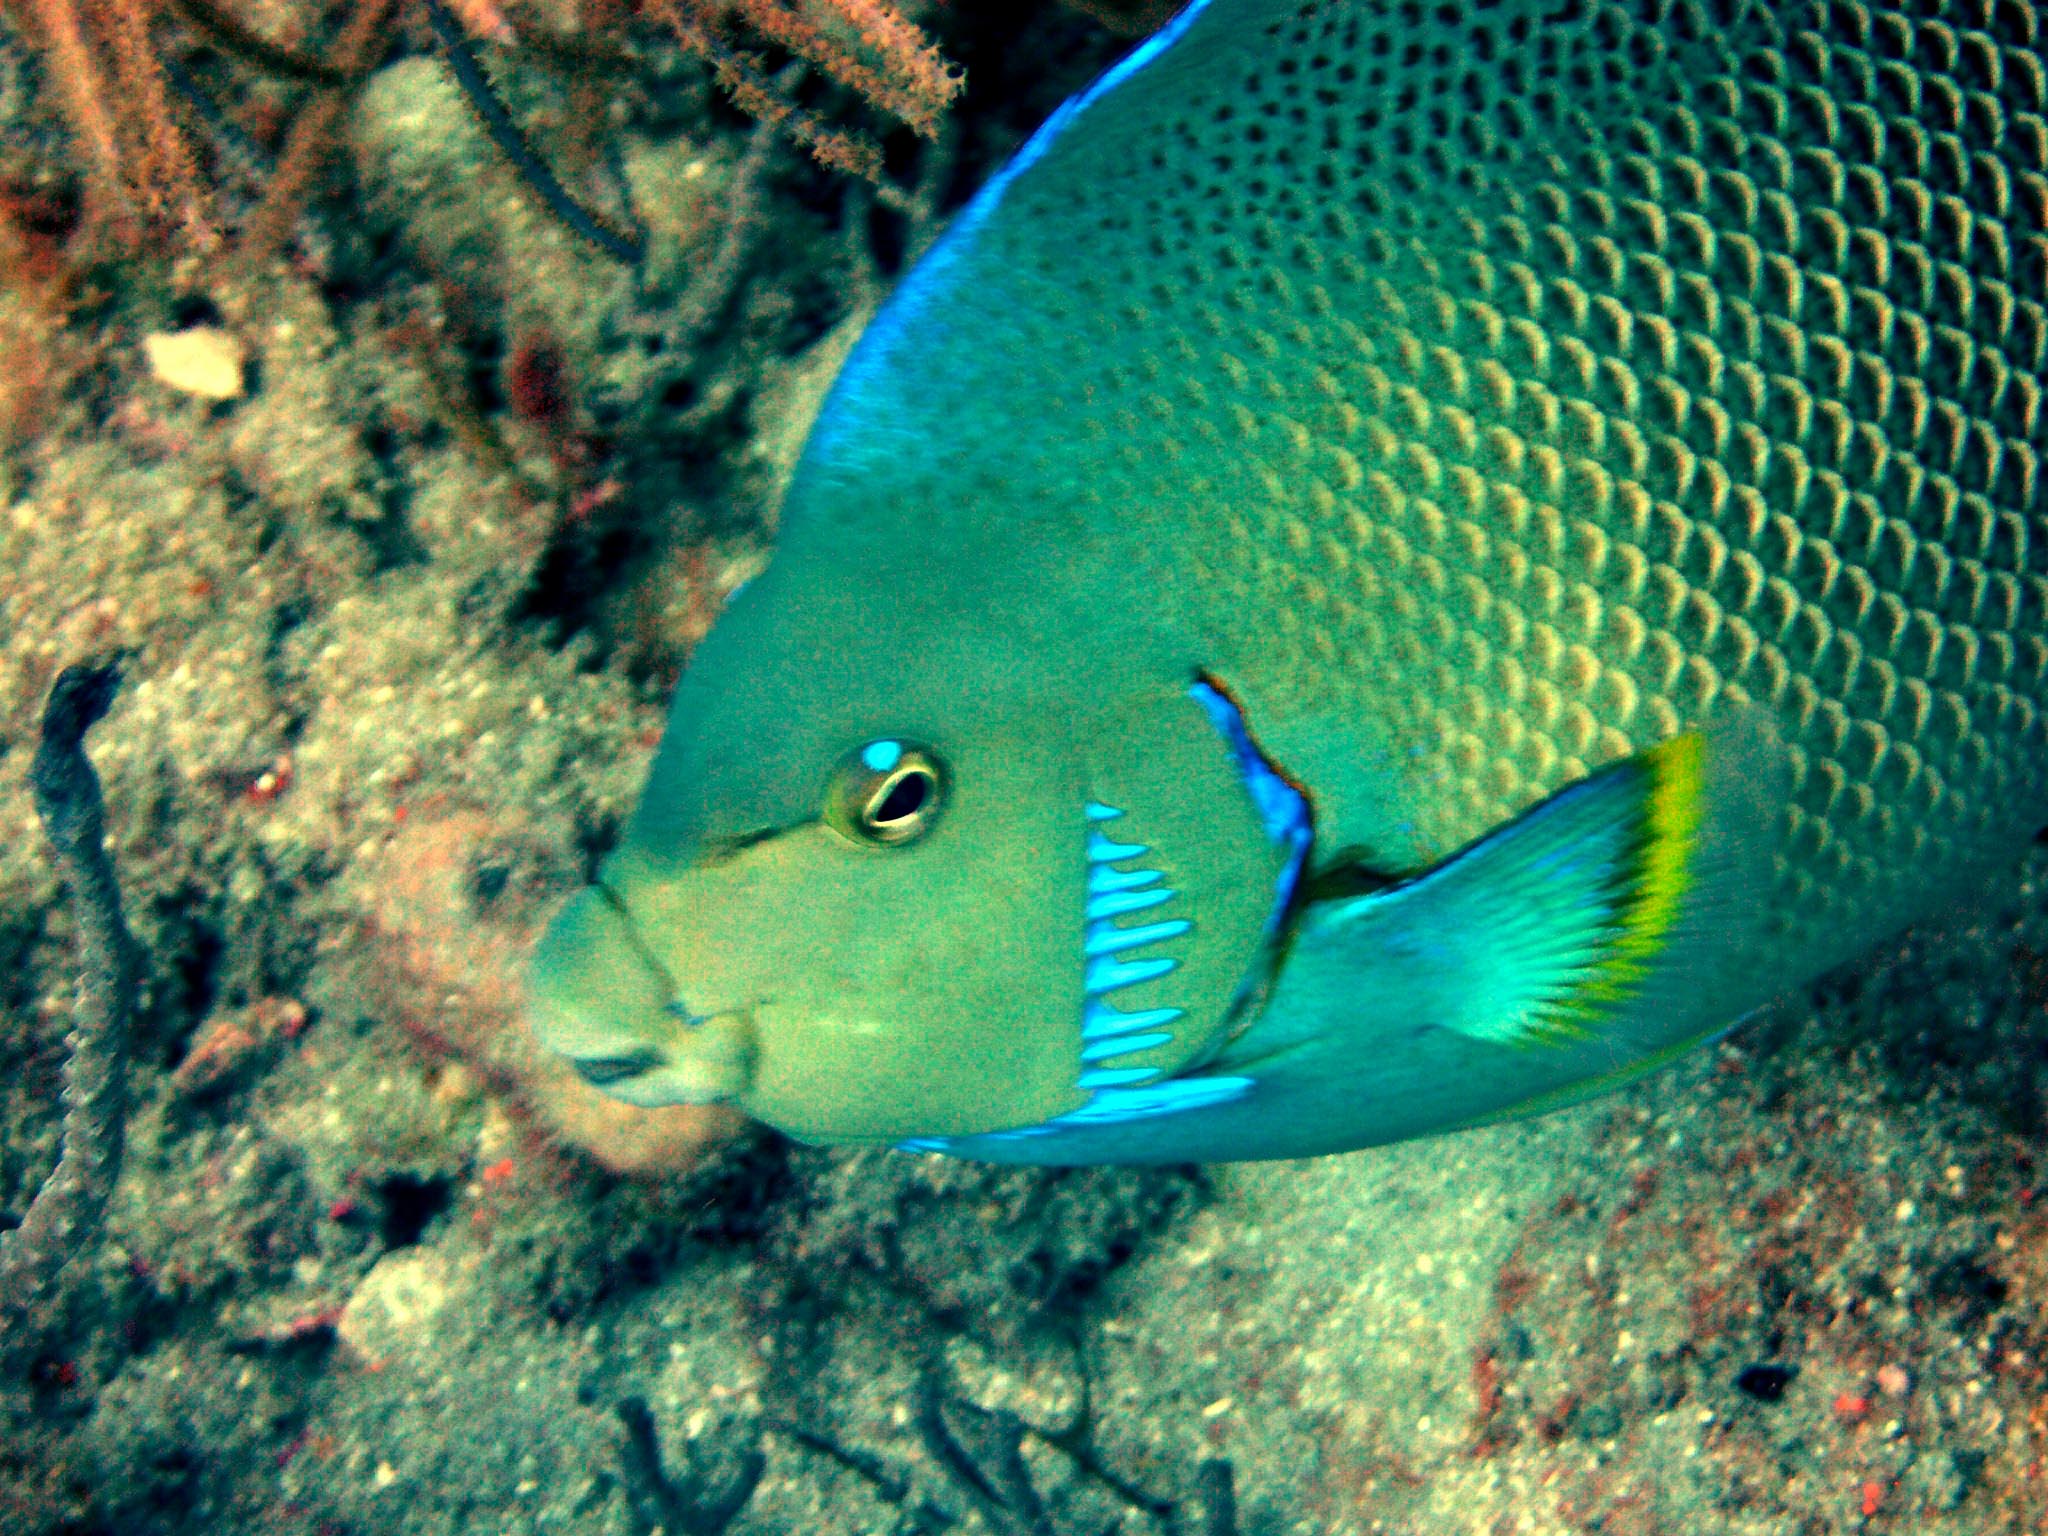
top-left (2, 664), bottom-right (141, 1361)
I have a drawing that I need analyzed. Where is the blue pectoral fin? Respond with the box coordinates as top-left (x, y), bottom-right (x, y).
top-left (913, 721), bottom-right (1784, 1166)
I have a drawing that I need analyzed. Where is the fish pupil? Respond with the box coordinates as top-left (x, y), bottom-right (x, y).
top-left (871, 770), bottom-right (932, 826)
top-left (828, 741), bottom-right (946, 846)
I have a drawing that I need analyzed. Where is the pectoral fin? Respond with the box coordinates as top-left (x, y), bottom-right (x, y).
top-left (1353, 726), bottom-right (1758, 1050)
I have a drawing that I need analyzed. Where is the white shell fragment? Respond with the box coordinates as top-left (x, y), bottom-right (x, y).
top-left (144, 326), bottom-right (247, 401)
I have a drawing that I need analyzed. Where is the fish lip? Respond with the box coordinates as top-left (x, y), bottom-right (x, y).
top-left (569, 1046), bottom-right (670, 1089)
top-left (586, 1004), bottom-right (758, 1109)
top-left (534, 880), bottom-right (758, 1107)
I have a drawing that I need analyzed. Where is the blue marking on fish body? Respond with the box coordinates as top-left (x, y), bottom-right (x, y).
top-left (1081, 1031), bottom-right (1174, 1062)
top-left (1055, 1077), bottom-right (1254, 1124)
top-left (1088, 865), bottom-right (1163, 895)
top-left (803, 0), bottom-right (1220, 488)
top-left (1085, 887), bottom-right (1175, 921)
top-left (1190, 680), bottom-right (1312, 927)
top-left (1078, 1066), bottom-right (1160, 1088)
top-left (1082, 1001), bottom-right (1184, 1039)
top-left (1083, 918), bottom-right (1193, 958)
top-left (1085, 954), bottom-right (1177, 993)
top-left (1087, 833), bottom-right (1149, 863)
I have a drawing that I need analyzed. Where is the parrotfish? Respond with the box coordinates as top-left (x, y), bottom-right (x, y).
top-left (528, 0), bottom-right (2048, 1162)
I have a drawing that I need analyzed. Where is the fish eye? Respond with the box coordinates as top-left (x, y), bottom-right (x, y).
top-left (828, 740), bottom-right (947, 847)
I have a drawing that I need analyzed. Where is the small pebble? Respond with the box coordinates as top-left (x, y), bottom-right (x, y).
top-left (145, 326), bottom-right (247, 400)
top-left (337, 1248), bottom-right (459, 1366)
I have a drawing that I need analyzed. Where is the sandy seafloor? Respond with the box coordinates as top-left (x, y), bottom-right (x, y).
top-left (4, 7), bottom-right (2048, 1535)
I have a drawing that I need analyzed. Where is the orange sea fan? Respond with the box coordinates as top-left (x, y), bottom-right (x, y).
top-left (99, 0), bottom-right (220, 248)
top-left (650, 0), bottom-right (963, 181)
top-left (707, 0), bottom-right (961, 137)
top-left (14, 0), bottom-right (158, 246)
top-left (5, 0), bottom-right (966, 258)
top-left (3, 0), bottom-right (334, 254)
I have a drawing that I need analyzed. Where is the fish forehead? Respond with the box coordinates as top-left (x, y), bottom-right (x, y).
top-left (801, 0), bottom-right (2046, 972)
top-left (623, 553), bottom-right (1180, 865)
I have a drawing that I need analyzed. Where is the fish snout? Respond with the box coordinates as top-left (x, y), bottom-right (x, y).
top-left (526, 885), bottom-right (755, 1108)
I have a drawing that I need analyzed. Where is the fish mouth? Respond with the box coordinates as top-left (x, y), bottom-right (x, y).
top-left (527, 883), bottom-right (756, 1108)
top-left (569, 1044), bottom-right (672, 1089)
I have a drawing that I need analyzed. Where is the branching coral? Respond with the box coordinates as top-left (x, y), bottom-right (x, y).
top-left (13, 0), bottom-right (213, 247)
top-left (423, 0), bottom-right (644, 264)
top-left (0, 0), bottom-right (965, 262)
top-left (615, 1370), bottom-right (1245, 1535)
top-left (652, 0), bottom-right (960, 182)
top-left (616, 1395), bottom-right (766, 1536)
top-left (0, 663), bottom-right (142, 1368)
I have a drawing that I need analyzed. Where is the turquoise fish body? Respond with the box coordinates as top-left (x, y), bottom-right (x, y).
top-left (527, 0), bottom-right (2048, 1162)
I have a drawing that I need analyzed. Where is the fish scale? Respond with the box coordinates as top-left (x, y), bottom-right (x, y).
top-left (961, 0), bottom-right (2046, 975)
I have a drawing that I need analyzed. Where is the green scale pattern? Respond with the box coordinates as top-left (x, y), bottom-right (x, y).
top-left (975, 0), bottom-right (2046, 961)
